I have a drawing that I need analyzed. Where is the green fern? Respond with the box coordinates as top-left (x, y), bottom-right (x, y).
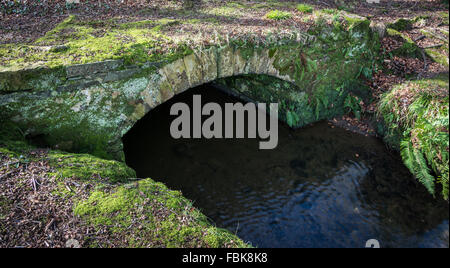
top-left (344, 94), bottom-right (362, 119)
top-left (400, 140), bottom-right (416, 173)
top-left (413, 149), bottom-right (436, 195)
top-left (437, 172), bottom-right (449, 201)
top-left (286, 110), bottom-right (299, 128)
top-left (400, 140), bottom-right (435, 195)
top-left (379, 75), bottom-right (448, 200)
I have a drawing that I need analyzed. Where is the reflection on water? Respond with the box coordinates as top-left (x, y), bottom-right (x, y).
top-left (123, 84), bottom-right (449, 248)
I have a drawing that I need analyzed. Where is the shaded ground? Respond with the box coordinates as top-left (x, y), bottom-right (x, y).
top-left (0, 143), bottom-right (248, 248)
top-left (0, 0), bottom-right (448, 69)
top-left (0, 149), bottom-right (90, 247)
top-left (1, 0), bottom-right (447, 44)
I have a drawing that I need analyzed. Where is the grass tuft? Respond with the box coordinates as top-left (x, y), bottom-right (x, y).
top-left (266, 10), bottom-right (292, 20)
top-left (297, 4), bottom-right (313, 13)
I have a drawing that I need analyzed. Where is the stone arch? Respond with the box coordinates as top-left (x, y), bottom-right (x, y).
top-left (126, 45), bottom-right (298, 136)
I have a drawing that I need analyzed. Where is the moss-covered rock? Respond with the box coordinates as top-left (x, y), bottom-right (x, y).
top-left (419, 28), bottom-right (449, 68)
top-left (74, 178), bottom-right (249, 248)
top-left (384, 16), bottom-right (449, 64)
top-left (216, 14), bottom-right (376, 129)
top-left (386, 28), bottom-right (422, 58)
top-left (47, 152), bottom-right (135, 183)
top-left (0, 130), bottom-right (247, 247)
top-left (387, 18), bottom-right (414, 31)
top-left (0, 75), bottom-right (153, 160)
top-left (0, 66), bottom-right (66, 93)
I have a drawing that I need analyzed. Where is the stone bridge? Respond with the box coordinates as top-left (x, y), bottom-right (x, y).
top-left (0, 17), bottom-right (378, 160)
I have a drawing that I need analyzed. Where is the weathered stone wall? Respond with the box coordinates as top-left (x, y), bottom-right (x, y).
top-left (0, 17), bottom-right (378, 161)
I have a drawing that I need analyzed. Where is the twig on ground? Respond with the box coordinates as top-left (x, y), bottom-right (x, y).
top-left (422, 43), bottom-right (444, 49)
top-left (0, 171), bottom-right (14, 180)
top-left (417, 47), bottom-right (428, 79)
top-left (414, 35), bottom-right (426, 42)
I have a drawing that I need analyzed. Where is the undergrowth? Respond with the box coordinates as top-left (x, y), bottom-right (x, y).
top-left (378, 75), bottom-right (449, 200)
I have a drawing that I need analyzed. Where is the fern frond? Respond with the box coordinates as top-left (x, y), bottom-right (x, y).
top-left (413, 149), bottom-right (435, 196)
top-left (400, 140), bottom-right (416, 173)
top-left (400, 140), bottom-right (436, 196)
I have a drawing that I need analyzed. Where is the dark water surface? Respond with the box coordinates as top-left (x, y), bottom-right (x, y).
top-left (123, 84), bottom-right (449, 248)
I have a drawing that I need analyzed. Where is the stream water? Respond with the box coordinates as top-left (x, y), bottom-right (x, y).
top-left (123, 84), bottom-right (449, 248)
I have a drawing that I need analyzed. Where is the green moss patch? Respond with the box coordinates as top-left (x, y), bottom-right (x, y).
top-left (74, 179), bottom-right (249, 248)
top-left (387, 18), bottom-right (414, 31)
top-left (386, 28), bottom-right (421, 58)
top-left (0, 15), bottom-right (194, 71)
top-left (419, 28), bottom-right (449, 68)
top-left (425, 47), bottom-right (449, 67)
top-left (438, 11), bottom-right (449, 25)
top-left (47, 151), bottom-right (135, 183)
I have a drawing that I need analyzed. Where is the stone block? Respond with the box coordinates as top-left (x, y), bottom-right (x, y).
top-left (217, 46), bottom-right (234, 78)
top-left (183, 53), bottom-right (204, 88)
top-left (197, 47), bottom-right (218, 83)
top-left (161, 58), bottom-right (190, 94)
top-left (66, 60), bottom-right (123, 78)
